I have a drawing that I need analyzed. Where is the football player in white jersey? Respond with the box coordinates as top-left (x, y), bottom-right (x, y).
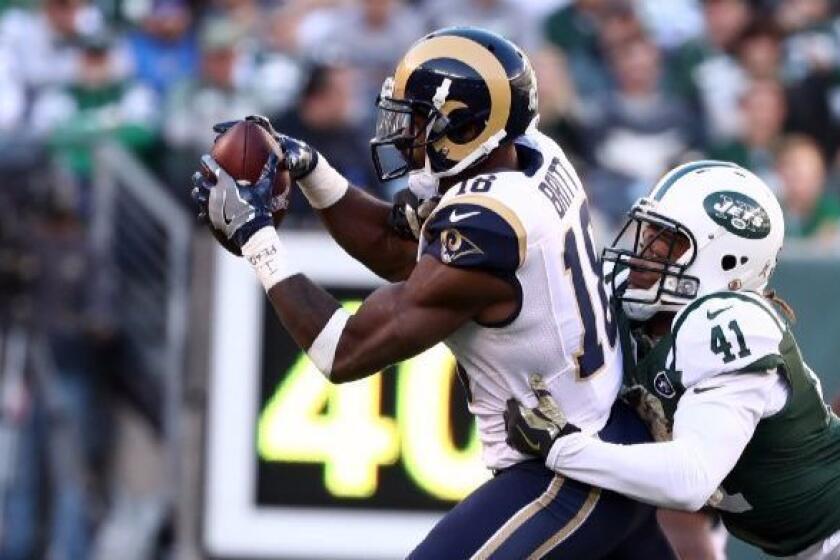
top-left (193, 27), bottom-right (676, 558)
top-left (506, 161), bottom-right (840, 559)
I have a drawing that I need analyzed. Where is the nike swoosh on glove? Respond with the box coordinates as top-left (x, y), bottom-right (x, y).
top-left (200, 152), bottom-right (279, 249)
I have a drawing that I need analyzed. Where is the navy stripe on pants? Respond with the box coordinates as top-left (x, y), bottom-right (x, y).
top-left (408, 401), bottom-right (677, 560)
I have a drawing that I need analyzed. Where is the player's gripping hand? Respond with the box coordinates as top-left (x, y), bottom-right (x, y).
top-left (504, 378), bottom-right (580, 460)
top-left (213, 116), bottom-right (351, 210)
top-left (193, 153), bottom-right (279, 249)
top-left (213, 116), bottom-right (319, 181)
top-left (388, 188), bottom-right (441, 240)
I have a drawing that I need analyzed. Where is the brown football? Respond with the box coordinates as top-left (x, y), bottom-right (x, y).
top-left (206, 120), bottom-right (291, 255)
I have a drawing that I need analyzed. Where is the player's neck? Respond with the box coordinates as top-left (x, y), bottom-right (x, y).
top-left (644, 311), bottom-right (676, 338)
top-left (439, 144), bottom-right (520, 191)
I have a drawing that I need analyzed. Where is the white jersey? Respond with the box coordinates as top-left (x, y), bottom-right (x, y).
top-left (418, 131), bottom-right (622, 469)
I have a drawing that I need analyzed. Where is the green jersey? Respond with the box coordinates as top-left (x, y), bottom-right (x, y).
top-left (619, 290), bottom-right (840, 556)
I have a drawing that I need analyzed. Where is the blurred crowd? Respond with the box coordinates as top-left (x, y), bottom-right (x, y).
top-left (1, 0), bottom-right (839, 238)
top-left (540, 0), bottom-right (840, 242)
top-left (2, 0), bottom-right (840, 558)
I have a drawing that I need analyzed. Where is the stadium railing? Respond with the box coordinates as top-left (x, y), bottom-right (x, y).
top-left (91, 142), bottom-right (192, 558)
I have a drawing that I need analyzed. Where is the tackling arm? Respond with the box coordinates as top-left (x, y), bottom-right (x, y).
top-left (542, 372), bottom-right (782, 511)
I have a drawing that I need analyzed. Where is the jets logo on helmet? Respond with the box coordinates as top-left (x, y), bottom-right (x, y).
top-left (703, 191), bottom-right (771, 239)
top-left (603, 161), bottom-right (785, 320)
top-left (370, 27), bottom-right (538, 198)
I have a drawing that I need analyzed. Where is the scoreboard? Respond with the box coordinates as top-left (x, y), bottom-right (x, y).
top-left (257, 292), bottom-right (489, 510)
top-left (204, 234), bottom-right (489, 559)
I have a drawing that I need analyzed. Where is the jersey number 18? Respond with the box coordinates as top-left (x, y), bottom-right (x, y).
top-left (563, 204), bottom-right (618, 378)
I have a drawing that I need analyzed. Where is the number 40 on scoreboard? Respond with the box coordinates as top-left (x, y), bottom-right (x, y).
top-left (257, 301), bottom-right (490, 504)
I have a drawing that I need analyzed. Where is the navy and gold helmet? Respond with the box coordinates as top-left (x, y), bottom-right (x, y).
top-left (371, 27), bottom-right (538, 187)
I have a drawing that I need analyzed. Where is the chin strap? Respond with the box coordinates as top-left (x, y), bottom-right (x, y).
top-left (407, 168), bottom-right (439, 199)
top-left (526, 114), bottom-right (540, 133)
top-left (407, 78), bottom-right (451, 199)
top-left (622, 293), bottom-right (662, 321)
top-left (408, 128), bottom-right (508, 198)
top-left (622, 272), bottom-right (694, 321)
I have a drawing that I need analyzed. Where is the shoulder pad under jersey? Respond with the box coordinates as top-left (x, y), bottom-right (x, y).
top-left (421, 191), bottom-right (526, 276)
top-left (668, 291), bottom-right (786, 388)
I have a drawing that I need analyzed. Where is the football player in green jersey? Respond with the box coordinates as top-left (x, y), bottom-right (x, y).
top-left (505, 161), bottom-right (840, 559)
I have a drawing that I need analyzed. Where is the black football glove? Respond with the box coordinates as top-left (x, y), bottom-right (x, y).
top-left (504, 376), bottom-right (580, 460)
top-left (212, 115), bottom-right (319, 181)
top-left (388, 188), bottom-right (441, 240)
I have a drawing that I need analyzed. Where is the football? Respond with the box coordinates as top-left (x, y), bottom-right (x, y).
top-left (206, 120), bottom-right (291, 255)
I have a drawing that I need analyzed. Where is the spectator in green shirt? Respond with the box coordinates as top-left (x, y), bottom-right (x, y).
top-left (30, 31), bottom-right (158, 180)
top-left (542, 0), bottom-right (615, 99)
top-left (776, 134), bottom-right (840, 240)
top-left (707, 79), bottom-right (787, 186)
top-left (665, 0), bottom-right (752, 141)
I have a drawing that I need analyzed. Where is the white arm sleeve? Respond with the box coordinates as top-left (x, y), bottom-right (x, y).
top-left (545, 370), bottom-right (788, 511)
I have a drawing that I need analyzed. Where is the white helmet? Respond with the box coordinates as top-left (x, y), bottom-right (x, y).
top-left (603, 161), bottom-right (785, 320)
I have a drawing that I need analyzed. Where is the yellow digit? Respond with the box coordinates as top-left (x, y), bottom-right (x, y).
top-left (397, 344), bottom-right (489, 501)
top-left (257, 301), bottom-right (399, 498)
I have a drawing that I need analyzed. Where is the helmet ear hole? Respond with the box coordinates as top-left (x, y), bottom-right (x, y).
top-left (721, 255), bottom-right (737, 271)
top-left (740, 256), bottom-right (749, 264)
top-left (446, 108), bottom-right (483, 144)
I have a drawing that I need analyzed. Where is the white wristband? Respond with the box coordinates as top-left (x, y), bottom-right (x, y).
top-left (242, 226), bottom-right (300, 291)
top-left (308, 307), bottom-right (350, 378)
top-left (297, 153), bottom-right (349, 209)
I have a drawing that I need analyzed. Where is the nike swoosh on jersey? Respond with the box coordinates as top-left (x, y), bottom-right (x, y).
top-left (706, 306), bottom-right (733, 320)
top-left (693, 385), bottom-right (722, 394)
top-left (450, 209), bottom-right (481, 223)
top-left (515, 425), bottom-right (541, 453)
